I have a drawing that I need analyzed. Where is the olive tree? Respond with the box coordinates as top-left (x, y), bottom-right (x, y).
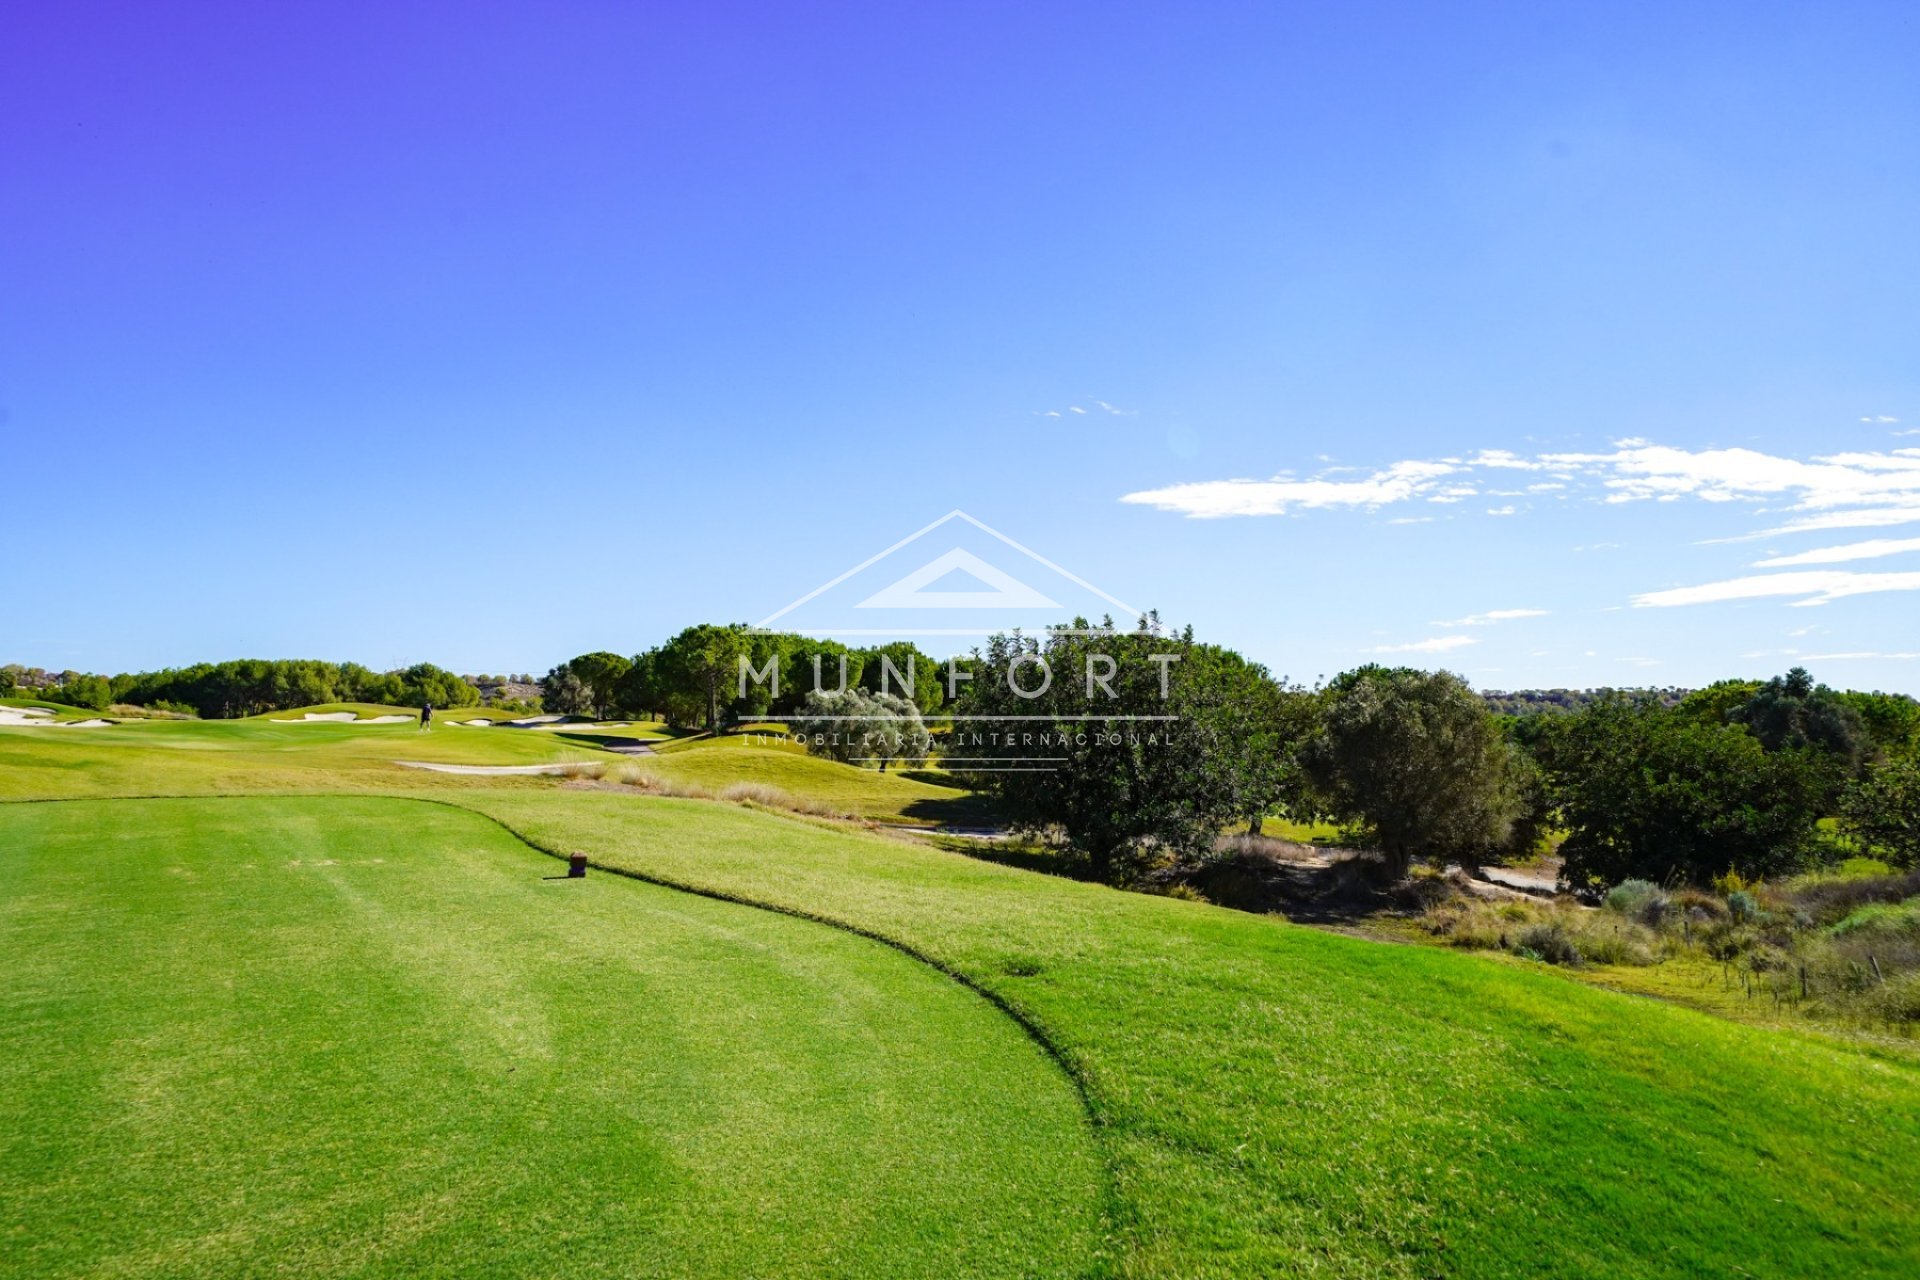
top-left (1306, 665), bottom-right (1522, 879)
top-left (951, 618), bottom-right (1272, 884)
top-left (791, 688), bottom-right (929, 772)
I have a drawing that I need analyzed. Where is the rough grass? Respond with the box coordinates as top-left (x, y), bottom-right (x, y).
top-left (0, 796), bottom-right (1099, 1280)
top-left (1419, 893), bottom-right (1667, 967)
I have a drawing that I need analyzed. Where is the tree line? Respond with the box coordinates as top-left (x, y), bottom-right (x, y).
top-left (541, 626), bottom-right (953, 728)
top-left (541, 621), bottom-right (1918, 886)
top-left (2, 660), bottom-right (481, 718)
top-left (11, 628), bottom-right (1916, 891)
top-left (946, 641), bottom-right (1919, 888)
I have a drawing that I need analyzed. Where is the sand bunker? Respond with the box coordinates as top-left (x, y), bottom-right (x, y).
top-left (0, 708), bottom-right (112, 728)
top-left (271, 712), bottom-right (414, 724)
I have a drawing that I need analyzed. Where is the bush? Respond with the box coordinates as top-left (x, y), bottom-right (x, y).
top-left (1517, 921), bottom-right (1581, 966)
top-left (1727, 890), bottom-right (1759, 924)
top-left (1869, 971), bottom-right (1920, 1025)
top-left (1604, 879), bottom-right (1670, 926)
top-left (1670, 888), bottom-right (1728, 921)
top-left (1539, 702), bottom-right (1825, 887)
top-left (1842, 759), bottom-right (1920, 868)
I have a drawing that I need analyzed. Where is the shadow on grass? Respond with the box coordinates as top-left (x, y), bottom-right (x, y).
top-left (920, 834), bottom-right (1105, 884)
top-left (927, 825), bottom-right (1407, 925)
top-left (900, 791), bottom-right (1006, 828)
top-left (549, 732), bottom-right (660, 756)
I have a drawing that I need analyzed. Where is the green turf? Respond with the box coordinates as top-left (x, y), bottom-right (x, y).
top-left (632, 741), bottom-right (993, 825)
top-left (0, 717), bottom-right (607, 797)
top-left (243, 702), bottom-right (427, 721)
top-left (469, 790), bottom-right (1920, 1280)
top-left (6, 724), bottom-right (1920, 1277)
top-left (0, 698), bottom-right (113, 723)
top-left (0, 797), bottom-right (1100, 1279)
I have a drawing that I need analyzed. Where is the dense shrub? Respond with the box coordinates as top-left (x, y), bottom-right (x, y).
top-left (1537, 699), bottom-right (1825, 886)
top-left (1841, 759), bottom-right (1920, 868)
top-left (1517, 921), bottom-right (1581, 966)
top-left (1604, 879), bottom-right (1668, 925)
top-left (1870, 972), bottom-right (1920, 1025)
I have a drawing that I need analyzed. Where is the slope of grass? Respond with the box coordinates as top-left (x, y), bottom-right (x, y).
top-left (0, 718), bottom-right (607, 798)
top-left (243, 702), bottom-right (426, 721)
top-left (0, 697), bottom-right (113, 723)
top-left (0, 797), bottom-right (1100, 1280)
top-left (465, 790), bottom-right (1920, 1280)
top-left (631, 741), bottom-right (994, 825)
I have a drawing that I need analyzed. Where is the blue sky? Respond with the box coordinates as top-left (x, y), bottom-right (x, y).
top-left (3, 2), bottom-right (1917, 692)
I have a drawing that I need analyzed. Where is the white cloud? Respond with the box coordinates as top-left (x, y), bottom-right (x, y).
top-left (1069, 406), bottom-right (1087, 415)
top-left (1702, 504), bottom-right (1920, 541)
top-left (1036, 410), bottom-right (1061, 418)
top-left (1801, 651), bottom-right (1920, 661)
top-left (1860, 415), bottom-right (1900, 424)
top-left (1487, 505), bottom-right (1517, 516)
top-left (1632, 569), bottom-right (1920, 609)
top-left (1121, 459), bottom-right (1460, 518)
top-left (1092, 400), bottom-right (1136, 416)
top-left (1365, 635), bottom-right (1479, 654)
top-left (1122, 439), bottom-right (1920, 523)
top-left (1753, 536), bottom-right (1920, 568)
top-left (1434, 608), bottom-right (1548, 628)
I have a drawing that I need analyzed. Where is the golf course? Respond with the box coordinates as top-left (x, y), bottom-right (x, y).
top-left (4, 714), bottom-right (1917, 1278)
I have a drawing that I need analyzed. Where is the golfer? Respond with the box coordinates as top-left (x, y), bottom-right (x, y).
top-left (420, 701), bottom-right (433, 731)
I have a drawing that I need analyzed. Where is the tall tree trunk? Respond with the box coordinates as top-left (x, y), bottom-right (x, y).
top-left (1383, 839), bottom-right (1412, 882)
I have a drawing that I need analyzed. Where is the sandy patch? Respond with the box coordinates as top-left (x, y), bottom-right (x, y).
top-left (0, 709), bottom-right (112, 728)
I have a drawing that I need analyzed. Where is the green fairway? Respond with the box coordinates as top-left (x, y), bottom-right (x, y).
top-left (0, 718), bottom-right (604, 798)
top-left (5, 723), bottom-right (1920, 1277)
top-left (0, 797), bottom-right (1100, 1279)
top-left (0, 722), bottom-right (981, 825)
